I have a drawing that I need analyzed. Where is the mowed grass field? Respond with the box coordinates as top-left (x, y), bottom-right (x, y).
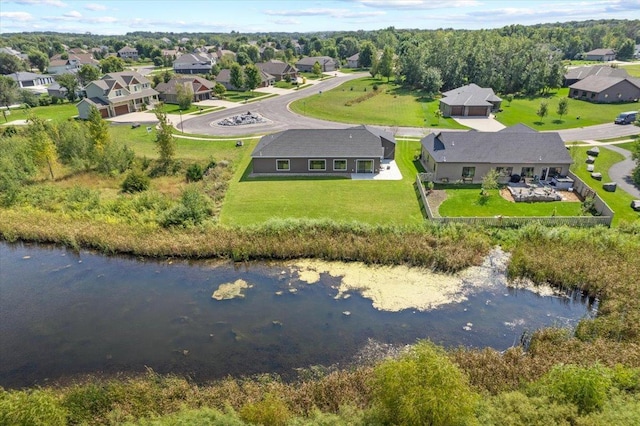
top-left (496, 88), bottom-right (640, 130)
top-left (570, 146), bottom-right (640, 225)
top-left (3, 102), bottom-right (78, 123)
top-left (289, 77), bottom-right (467, 129)
top-left (220, 140), bottom-right (426, 226)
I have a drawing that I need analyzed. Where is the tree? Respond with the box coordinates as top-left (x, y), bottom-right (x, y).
top-left (505, 93), bottom-right (514, 106)
top-left (77, 64), bottom-right (100, 86)
top-left (358, 41), bottom-right (375, 68)
top-left (210, 64), bottom-right (220, 78)
top-left (261, 46), bottom-right (275, 61)
top-left (87, 106), bottom-right (111, 155)
top-left (371, 340), bottom-right (478, 425)
top-left (631, 139), bottom-right (640, 186)
top-left (236, 51), bottom-right (251, 66)
top-left (378, 46), bottom-right (394, 82)
top-left (557, 97), bottom-right (569, 120)
top-left (213, 82), bottom-right (226, 98)
top-left (55, 73), bottom-right (79, 102)
top-left (312, 61), bottom-right (322, 78)
top-left (175, 81), bottom-right (194, 110)
top-left (0, 76), bottom-right (18, 108)
top-left (229, 63), bottom-right (244, 90)
top-left (243, 64), bottom-right (261, 95)
top-left (481, 168), bottom-right (500, 198)
top-left (617, 38), bottom-right (636, 60)
top-left (421, 67), bottom-right (443, 98)
top-left (337, 37), bottom-right (359, 59)
top-left (27, 50), bottom-right (48, 73)
top-left (100, 56), bottom-right (125, 73)
top-left (154, 108), bottom-right (176, 166)
top-left (152, 56), bottom-right (163, 67)
top-left (536, 101), bottom-right (548, 121)
top-left (369, 54), bottom-right (379, 78)
top-left (0, 52), bottom-right (25, 75)
top-left (26, 116), bottom-right (57, 179)
top-left (434, 108), bottom-right (443, 124)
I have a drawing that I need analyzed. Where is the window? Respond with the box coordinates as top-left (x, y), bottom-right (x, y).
top-left (333, 159), bottom-right (347, 171)
top-left (308, 159), bottom-right (326, 171)
top-left (276, 159), bottom-right (290, 171)
top-left (548, 167), bottom-right (562, 178)
top-left (573, 90), bottom-right (578, 96)
top-left (462, 167), bottom-right (475, 178)
top-left (115, 89), bottom-right (122, 96)
top-left (521, 167), bottom-right (534, 178)
top-left (590, 93), bottom-right (595, 99)
top-left (495, 166), bottom-right (513, 176)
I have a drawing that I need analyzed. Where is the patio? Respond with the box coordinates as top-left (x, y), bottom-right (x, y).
top-left (505, 182), bottom-right (570, 202)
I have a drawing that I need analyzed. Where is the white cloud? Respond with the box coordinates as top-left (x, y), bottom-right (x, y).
top-left (63, 10), bottom-right (81, 18)
top-left (85, 3), bottom-right (107, 11)
top-left (264, 8), bottom-right (385, 19)
top-left (356, 0), bottom-right (479, 9)
top-left (272, 18), bottom-right (302, 25)
top-left (0, 11), bottom-right (34, 21)
top-left (11, 0), bottom-right (67, 6)
top-left (88, 16), bottom-right (117, 23)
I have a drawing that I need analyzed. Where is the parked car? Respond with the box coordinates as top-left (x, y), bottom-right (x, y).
top-left (614, 111), bottom-right (637, 124)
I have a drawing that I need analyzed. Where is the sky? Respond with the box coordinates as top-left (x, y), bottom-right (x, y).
top-left (1, 0), bottom-right (640, 35)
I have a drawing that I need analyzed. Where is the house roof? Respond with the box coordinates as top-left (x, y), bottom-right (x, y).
top-left (569, 75), bottom-right (640, 92)
top-left (7, 71), bottom-right (53, 82)
top-left (78, 97), bottom-right (109, 108)
top-left (216, 67), bottom-right (274, 85)
top-left (252, 125), bottom-right (395, 159)
top-left (255, 60), bottom-right (297, 76)
top-left (295, 56), bottom-right (335, 66)
top-left (440, 83), bottom-right (502, 107)
top-left (564, 65), bottom-right (628, 81)
top-left (585, 48), bottom-right (616, 56)
top-left (118, 46), bottom-right (138, 53)
top-left (173, 52), bottom-right (215, 65)
top-left (420, 125), bottom-right (572, 165)
top-left (156, 76), bottom-right (215, 95)
top-left (347, 53), bottom-right (359, 61)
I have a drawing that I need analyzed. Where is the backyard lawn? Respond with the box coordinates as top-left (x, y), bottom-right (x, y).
top-left (570, 146), bottom-right (640, 225)
top-left (621, 63), bottom-right (640, 77)
top-left (3, 102), bottom-right (78, 123)
top-left (438, 188), bottom-right (583, 217)
top-left (219, 140), bottom-right (426, 226)
top-left (496, 88), bottom-right (640, 130)
top-left (289, 77), bottom-right (467, 129)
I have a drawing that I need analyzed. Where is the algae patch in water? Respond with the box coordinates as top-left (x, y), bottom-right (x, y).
top-left (212, 279), bottom-right (252, 300)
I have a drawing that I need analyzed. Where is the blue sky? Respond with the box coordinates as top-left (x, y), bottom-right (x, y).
top-left (1, 0), bottom-right (639, 35)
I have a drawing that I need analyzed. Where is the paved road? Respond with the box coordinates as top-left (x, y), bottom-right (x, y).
top-left (556, 123), bottom-right (640, 142)
top-left (601, 143), bottom-right (640, 199)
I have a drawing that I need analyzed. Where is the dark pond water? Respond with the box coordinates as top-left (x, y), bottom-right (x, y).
top-left (0, 242), bottom-right (597, 389)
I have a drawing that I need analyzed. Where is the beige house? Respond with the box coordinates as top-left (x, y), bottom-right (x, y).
top-left (569, 75), bottom-right (640, 103)
top-left (439, 84), bottom-right (502, 117)
top-left (420, 125), bottom-right (572, 184)
top-left (76, 71), bottom-right (158, 119)
top-left (584, 48), bottom-right (616, 61)
top-left (155, 76), bottom-right (214, 103)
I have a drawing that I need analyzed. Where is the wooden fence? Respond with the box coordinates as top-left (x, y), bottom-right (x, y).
top-left (415, 174), bottom-right (613, 228)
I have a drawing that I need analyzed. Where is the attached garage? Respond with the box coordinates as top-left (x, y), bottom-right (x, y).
top-left (467, 106), bottom-right (489, 116)
top-left (450, 106), bottom-right (464, 116)
top-left (99, 108), bottom-right (109, 118)
top-left (114, 104), bottom-right (130, 116)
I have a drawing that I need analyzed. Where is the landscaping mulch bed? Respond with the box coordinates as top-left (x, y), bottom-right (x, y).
top-left (500, 188), bottom-right (583, 203)
top-left (426, 189), bottom-right (447, 217)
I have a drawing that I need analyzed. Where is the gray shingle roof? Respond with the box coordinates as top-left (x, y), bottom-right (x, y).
top-left (440, 83), bottom-right (501, 107)
top-left (421, 125), bottom-right (572, 164)
top-left (564, 65), bottom-right (628, 81)
top-left (569, 75), bottom-right (640, 92)
top-left (252, 125), bottom-right (395, 158)
top-left (295, 56), bottom-right (335, 66)
top-left (585, 48), bottom-right (615, 56)
top-left (256, 60), bottom-right (297, 76)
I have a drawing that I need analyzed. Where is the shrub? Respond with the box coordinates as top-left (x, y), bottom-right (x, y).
top-left (186, 163), bottom-right (204, 182)
top-left (0, 388), bottom-right (68, 426)
top-left (159, 186), bottom-right (212, 228)
top-left (239, 393), bottom-right (292, 426)
top-left (371, 340), bottom-right (478, 425)
top-left (121, 169), bottom-right (150, 193)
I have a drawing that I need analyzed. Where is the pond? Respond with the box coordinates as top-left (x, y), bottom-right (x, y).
top-left (0, 242), bottom-right (597, 389)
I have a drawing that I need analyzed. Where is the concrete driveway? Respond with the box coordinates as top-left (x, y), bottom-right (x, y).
top-left (452, 115), bottom-right (506, 131)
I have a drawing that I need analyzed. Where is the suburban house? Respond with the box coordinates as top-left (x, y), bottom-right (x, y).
top-left (0, 46), bottom-right (28, 60)
top-left (76, 71), bottom-right (159, 119)
top-left (584, 48), bottom-right (616, 61)
top-left (255, 60), bottom-right (298, 81)
top-left (346, 53), bottom-right (359, 68)
top-left (419, 124), bottom-right (573, 184)
top-left (215, 47), bottom-right (236, 60)
top-left (47, 81), bottom-right (68, 99)
top-left (295, 56), bottom-right (339, 72)
top-left (155, 76), bottom-right (215, 103)
top-left (215, 67), bottom-right (275, 90)
top-left (251, 125), bottom-right (396, 175)
top-left (563, 65), bottom-right (629, 86)
top-left (48, 53), bottom-right (99, 75)
top-left (117, 46), bottom-right (139, 60)
top-left (568, 75), bottom-right (640, 103)
top-left (7, 71), bottom-right (55, 89)
top-left (439, 83), bottom-right (502, 117)
top-left (173, 52), bottom-right (216, 74)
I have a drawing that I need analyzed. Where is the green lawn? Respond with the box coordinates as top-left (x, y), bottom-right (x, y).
top-left (621, 64), bottom-right (640, 77)
top-left (289, 77), bottom-right (466, 129)
top-left (109, 125), bottom-right (254, 162)
top-left (3, 103), bottom-right (78, 123)
top-left (616, 141), bottom-right (638, 151)
top-left (153, 104), bottom-right (200, 114)
top-left (224, 90), bottom-right (270, 102)
top-left (496, 88), bottom-right (640, 130)
top-left (570, 146), bottom-right (640, 225)
top-left (438, 188), bottom-right (583, 217)
top-left (219, 140), bottom-right (426, 226)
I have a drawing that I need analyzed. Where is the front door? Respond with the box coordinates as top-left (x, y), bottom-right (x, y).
top-left (356, 160), bottom-right (374, 173)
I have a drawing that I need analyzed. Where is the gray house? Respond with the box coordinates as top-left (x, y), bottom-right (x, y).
top-left (569, 75), bottom-right (640, 103)
top-left (215, 68), bottom-right (275, 90)
top-left (251, 125), bottom-right (396, 175)
top-left (420, 124), bottom-right (572, 184)
top-left (584, 48), bottom-right (616, 61)
top-left (563, 65), bottom-right (628, 86)
top-left (439, 83), bottom-right (502, 117)
top-left (173, 52), bottom-right (216, 74)
top-left (117, 46), bottom-right (139, 60)
top-left (155, 76), bottom-right (214, 103)
top-left (255, 60), bottom-right (298, 81)
top-left (346, 53), bottom-right (359, 68)
top-left (7, 71), bottom-right (55, 89)
top-left (295, 56), bottom-right (338, 73)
